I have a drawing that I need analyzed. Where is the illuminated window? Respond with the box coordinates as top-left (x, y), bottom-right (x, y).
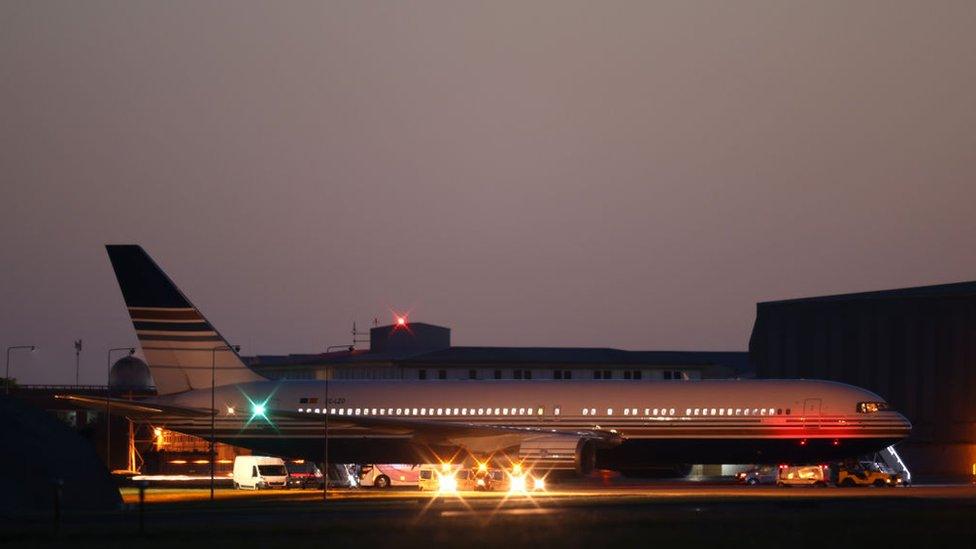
top-left (624, 409), bottom-right (630, 416)
top-left (769, 408), bottom-right (775, 416)
top-left (710, 408), bottom-right (716, 416)
top-left (694, 409), bottom-right (700, 415)
top-left (330, 408), bottom-right (336, 415)
top-left (436, 408), bottom-right (443, 415)
top-left (590, 408), bottom-right (596, 416)
top-left (583, 408), bottom-right (589, 416)
top-left (338, 409), bottom-right (345, 415)
top-left (686, 408), bottom-right (692, 416)
top-left (503, 408), bottom-right (509, 415)
top-left (752, 408), bottom-right (759, 415)
top-left (760, 408), bottom-right (766, 416)
top-left (735, 408), bottom-right (741, 416)
top-left (727, 408), bottom-right (732, 416)
top-left (494, 408), bottom-right (500, 415)
top-left (453, 408), bottom-right (459, 415)
top-left (554, 407), bottom-right (560, 416)
top-left (395, 408), bottom-right (402, 415)
top-left (298, 408), bottom-right (304, 413)
top-left (478, 408), bottom-right (484, 415)
top-left (606, 408), bottom-right (613, 415)
top-left (462, 408), bottom-right (468, 415)
top-left (669, 408), bottom-right (675, 415)
top-left (536, 407), bottom-right (543, 415)
top-left (719, 408), bottom-right (725, 416)
top-left (743, 408), bottom-right (749, 416)
top-left (420, 408), bottom-right (427, 416)
top-left (372, 408), bottom-right (377, 415)
top-left (412, 408), bottom-right (418, 415)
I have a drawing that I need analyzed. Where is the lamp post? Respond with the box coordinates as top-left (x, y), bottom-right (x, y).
top-left (74, 339), bottom-right (83, 386)
top-left (105, 347), bottom-right (135, 471)
top-left (210, 344), bottom-right (239, 501)
top-left (323, 370), bottom-right (329, 501)
top-left (4, 345), bottom-right (36, 395)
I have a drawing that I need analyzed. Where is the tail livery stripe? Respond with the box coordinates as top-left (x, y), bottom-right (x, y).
top-left (106, 245), bottom-right (266, 394)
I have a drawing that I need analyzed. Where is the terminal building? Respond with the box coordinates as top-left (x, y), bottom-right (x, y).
top-left (749, 280), bottom-right (976, 479)
top-left (246, 322), bottom-right (750, 383)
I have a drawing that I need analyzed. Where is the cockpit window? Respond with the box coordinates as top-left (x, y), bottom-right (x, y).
top-left (856, 402), bottom-right (889, 413)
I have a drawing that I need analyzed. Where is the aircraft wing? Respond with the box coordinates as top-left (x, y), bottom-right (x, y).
top-left (57, 394), bottom-right (620, 458)
top-left (268, 408), bottom-right (622, 455)
top-left (55, 394), bottom-right (213, 419)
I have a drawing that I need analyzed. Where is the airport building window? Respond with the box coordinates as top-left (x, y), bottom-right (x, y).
top-left (554, 370), bottom-right (562, 379)
top-left (419, 369), bottom-right (427, 380)
top-left (469, 370), bottom-right (477, 380)
top-left (554, 407), bottom-right (560, 415)
top-left (494, 370), bottom-right (502, 379)
top-left (607, 408), bottom-right (613, 415)
top-left (438, 370), bottom-right (447, 380)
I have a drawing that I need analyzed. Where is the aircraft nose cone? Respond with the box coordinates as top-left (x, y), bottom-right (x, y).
top-left (894, 412), bottom-right (912, 434)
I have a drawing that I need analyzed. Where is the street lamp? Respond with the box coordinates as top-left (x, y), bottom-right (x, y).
top-left (5, 345), bottom-right (36, 395)
top-left (210, 344), bottom-right (239, 501)
top-left (105, 347), bottom-right (135, 471)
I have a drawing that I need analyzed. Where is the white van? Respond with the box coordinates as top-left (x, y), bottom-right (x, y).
top-left (233, 456), bottom-right (288, 490)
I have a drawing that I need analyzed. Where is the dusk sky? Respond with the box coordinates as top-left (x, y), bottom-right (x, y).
top-left (2, 1), bottom-right (974, 385)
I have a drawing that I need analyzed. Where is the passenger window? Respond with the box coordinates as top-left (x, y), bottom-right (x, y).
top-left (252, 466), bottom-right (258, 478)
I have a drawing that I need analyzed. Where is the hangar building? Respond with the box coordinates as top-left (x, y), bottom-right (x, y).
top-left (749, 280), bottom-right (976, 479)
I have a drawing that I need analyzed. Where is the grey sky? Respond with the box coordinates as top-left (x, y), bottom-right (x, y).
top-left (2, 1), bottom-right (974, 384)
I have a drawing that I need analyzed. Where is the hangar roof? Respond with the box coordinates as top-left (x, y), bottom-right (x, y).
top-left (758, 279), bottom-right (976, 306)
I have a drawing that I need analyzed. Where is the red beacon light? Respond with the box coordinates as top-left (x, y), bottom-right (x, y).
top-left (396, 316), bottom-right (407, 326)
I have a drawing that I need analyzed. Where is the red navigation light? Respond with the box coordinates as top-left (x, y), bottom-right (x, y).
top-left (397, 316), bottom-right (406, 326)
top-left (832, 439), bottom-right (840, 446)
top-left (799, 439), bottom-right (807, 446)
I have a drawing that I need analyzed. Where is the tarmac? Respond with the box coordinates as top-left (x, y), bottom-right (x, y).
top-left (4, 482), bottom-right (976, 548)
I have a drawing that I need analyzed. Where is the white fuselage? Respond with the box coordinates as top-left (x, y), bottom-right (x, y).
top-left (152, 378), bottom-right (911, 468)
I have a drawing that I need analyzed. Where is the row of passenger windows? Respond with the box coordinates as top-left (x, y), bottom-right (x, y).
top-left (295, 406), bottom-right (791, 417)
top-left (298, 406), bottom-right (553, 416)
top-left (416, 369), bottom-right (688, 380)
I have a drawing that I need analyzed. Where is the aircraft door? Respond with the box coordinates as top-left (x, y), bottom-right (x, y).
top-left (803, 398), bottom-right (822, 416)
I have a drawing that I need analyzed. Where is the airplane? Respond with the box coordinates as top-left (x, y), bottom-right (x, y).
top-left (61, 245), bottom-right (912, 476)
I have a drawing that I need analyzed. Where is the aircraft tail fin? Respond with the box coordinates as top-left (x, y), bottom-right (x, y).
top-left (105, 245), bottom-right (265, 395)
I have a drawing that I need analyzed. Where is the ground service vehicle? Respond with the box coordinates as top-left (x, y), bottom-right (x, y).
top-left (359, 464), bottom-right (419, 488)
top-left (777, 464), bottom-right (828, 487)
top-left (737, 465), bottom-right (778, 485)
top-left (233, 456), bottom-right (288, 489)
top-left (837, 461), bottom-right (902, 487)
top-left (286, 460), bottom-right (323, 489)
